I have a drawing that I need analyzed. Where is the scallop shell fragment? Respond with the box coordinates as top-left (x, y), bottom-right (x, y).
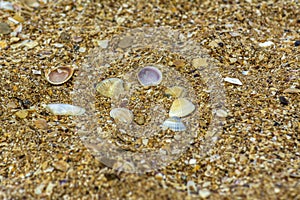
top-left (165, 86), bottom-right (186, 98)
top-left (110, 108), bottom-right (133, 124)
top-left (45, 104), bottom-right (85, 115)
top-left (162, 117), bottom-right (186, 132)
top-left (169, 98), bottom-right (195, 118)
top-left (45, 66), bottom-right (74, 85)
top-left (137, 66), bottom-right (162, 86)
top-left (96, 78), bottom-right (124, 98)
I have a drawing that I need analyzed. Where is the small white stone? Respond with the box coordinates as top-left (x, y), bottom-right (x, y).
top-left (34, 184), bottom-right (45, 195)
top-left (187, 180), bottom-right (197, 193)
top-left (242, 71), bottom-right (249, 75)
top-left (259, 41), bottom-right (274, 47)
top-left (189, 158), bottom-right (197, 165)
top-left (78, 47), bottom-right (86, 53)
top-left (53, 43), bottom-right (64, 48)
top-left (97, 39), bottom-right (109, 48)
top-left (32, 69), bottom-right (41, 75)
top-left (199, 189), bottom-right (211, 198)
top-left (142, 138), bottom-right (148, 145)
top-left (224, 77), bottom-right (243, 85)
top-left (216, 109), bottom-right (228, 118)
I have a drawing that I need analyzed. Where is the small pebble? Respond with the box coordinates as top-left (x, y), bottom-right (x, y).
top-left (189, 158), bottom-right (197, 165)
top-left (294, 40), bottom-right (300, 47)
top-left (53, 160), bottom-right (70, 172)
top-left (15, 110), bottom-right (28, 119)
top-left (78, 47), bottom-right (86, 53)
top-left (34, 184), bottom-right (45, 195)
top-left (259, 41), bottom-right (274, 47)
top-left (187, 180), bottom-right (197, 193)
top-left (224, 77), bottom-right (243, 85)
top-left (216, 109), bottom-right (228, 118)
top-left (283, 88), bottom-right (300, 93)
top-left (34, 119), bottom-right (48, 130)
top-left (279, 96), bottom-right (289, 105)
top-left (97, 40), bottom-right (109, 48)
top-left (0, 22), bottom-right (11, 34)
top-left (199, 189), bottom-right (211, 198)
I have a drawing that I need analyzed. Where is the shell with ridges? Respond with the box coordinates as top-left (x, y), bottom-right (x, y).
top-left (96, 78), bottom-right (124, 98)
top-left (45, 104), bottom-right (85, 115)
top-left (165, 86), bottom-right (186, 98)
top-left (110, 108), bottom-right (133, 124)
top-left (137, 66), bottom-right (162, 86)
top-left (45, 66), bottom-right (74, 85)
top-left (169, 98), bottom-right (195, 118)
top-left (162, 117), bottom-right (186, 132)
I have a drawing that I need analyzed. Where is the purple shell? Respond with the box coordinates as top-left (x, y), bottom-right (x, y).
top-left (137, 66), bottom-right (162, 86)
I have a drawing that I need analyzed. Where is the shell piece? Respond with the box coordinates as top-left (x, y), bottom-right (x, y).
top-left (165, 86), bottom-right (186, 98)
top-left (96, 78), bottom-right (124, 98)
top-left (162, 117), bottom-right (186, 132)
top-left (169, 98), bottom-right (195, 118)
top-left (45, 66), bottom-right (74, 85)
top-left (45, 104), bottom-right (85, 115)
top-left (137, 66), bottom-right (162, 86)
top-left (110, 108), bottom-right (133, 124)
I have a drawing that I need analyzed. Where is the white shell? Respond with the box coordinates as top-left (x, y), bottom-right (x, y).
top-left (45, 104), bottom-right (85, 115)
top-left (96, 78), bottom-right (124, 98)
top-left (110, 108), bottom-right (133, 124)
top-left (224, 77), bottom-right (242, 85)
top-left (162, 117), bottom-right (186, 132)
top-left (169, 98), bottom-right (195, 118)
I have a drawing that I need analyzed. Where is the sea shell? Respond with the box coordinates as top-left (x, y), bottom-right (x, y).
top-left (96, 78), bottom-right (124, 98)
top-left (165, 86), bottom-right (186, 98)
top-left (137, 66), bottom-right (162, 86)
top-left (110, 108), bottom-right (133, 124)
top-left (169, 98), bottom-right (195, 118)
top-left (45, 104), bottom-right (85, 115)
top-left (45, 66), bottom-right (74, 85)
top-left (162, 117), bottom-right (186, 132)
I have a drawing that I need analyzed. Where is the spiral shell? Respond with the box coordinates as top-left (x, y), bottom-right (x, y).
top-left (169, 98), bottom-right (195, 118)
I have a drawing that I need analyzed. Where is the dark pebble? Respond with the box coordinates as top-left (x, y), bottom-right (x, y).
top-left (279, 96), bottom-right (289, 105)
top-left (294, 40), bottom-right (300, 47)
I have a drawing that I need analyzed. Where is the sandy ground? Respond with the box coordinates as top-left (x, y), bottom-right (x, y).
top-left (0, 0), bottom-right (299, 199)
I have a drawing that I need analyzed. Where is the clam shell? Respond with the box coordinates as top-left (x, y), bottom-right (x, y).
top-left (169, 98), bottom-right (195, 118)
top-left (110, 108), bottom-right (133, 124)
top-left (137, 66), bottom-right (162, 86)
top-left (96, 78), bottom-right (124, 98)
top-left (45, 66), bottom-right (74, 85)
top-left (162, 117), bottom-right (186, 132)
top-left (165, 86), bottom-right (186, 98)
top-left (45, 104), bottom-right (85, 115)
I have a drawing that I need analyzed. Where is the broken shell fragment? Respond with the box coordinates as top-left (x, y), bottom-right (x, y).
top-left (96, 78), bottom-right (124, 98)
top-left (169, 98), bottom-right (195, 118)
top-left (45, 104), bottom-right (85, 115)
top-left (162, 117), bottom-right (186, 132)
top-left (165, 86), bottom-right (186, 98)
top-left (137, 66), bottom-right (162, 86)
top-left (45, 66), bottom-right (74, 85)
top-left (110, 108), bottom-right (133, 124)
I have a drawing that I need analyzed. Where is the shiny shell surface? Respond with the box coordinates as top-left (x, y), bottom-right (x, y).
top-left (46, 66), bottom-right (74, 85)
top-left (45, 104), bottom-right (85, 115)
top-left (169, 98), bottom-right (195, 118)
top-left (96, 78), bottom-right (124, 98)
top-left (137, 66), bottom-right (162, 86)
top-left (110, 108), bottom-right (133, 124)
top-left (165, 86), bottom-right (186, 98)
top-left (162, 117), bottom-right (186, 132)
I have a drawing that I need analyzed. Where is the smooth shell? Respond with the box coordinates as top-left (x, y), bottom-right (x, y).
top-left (165, 86), bottom-right (186, 98)
top-left (137, 66), bottom-right (162, 86)
top-left (169, 98), bottom-right (195, 118)
top-left (45, 66), bottom-right (74, 85)
top-left (110, 108), bottom-right (133, 124)
top-left (162, 117), bottom-right (186, 132)
top-left (96, 78), bottom-right (124, 98)
top-left (45, 104), bottom-right (85, 115)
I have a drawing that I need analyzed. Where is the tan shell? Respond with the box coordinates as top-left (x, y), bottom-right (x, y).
top-left (165, 86), bottom-right (186, 98)
top-left (169, 98), bottom-right (195, 118)
top-left (45, 66), bottom-right (74, 85)
top-left (110, 108), bottom-right (133, 124)
top-left (96, 78), bottom-right (124, 98)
